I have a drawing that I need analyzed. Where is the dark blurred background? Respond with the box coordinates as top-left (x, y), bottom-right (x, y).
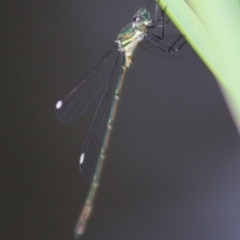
top-left (2, 0), bottom-right (240, 240)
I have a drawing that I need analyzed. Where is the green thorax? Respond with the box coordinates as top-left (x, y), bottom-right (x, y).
top-left (116, 8), bottom-right (152, 67)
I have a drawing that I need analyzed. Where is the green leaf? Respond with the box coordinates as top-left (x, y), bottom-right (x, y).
top-left (157, 0), bottom-right (240, 135)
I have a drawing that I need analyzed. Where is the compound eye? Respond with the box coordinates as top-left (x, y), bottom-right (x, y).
top-left (133, 16), bottom-right (142, 22)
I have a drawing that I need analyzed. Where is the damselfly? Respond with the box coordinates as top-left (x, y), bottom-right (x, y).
top-left (55, 0), bottom-right (185, 238)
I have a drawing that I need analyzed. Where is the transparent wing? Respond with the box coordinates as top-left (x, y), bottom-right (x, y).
top-left (55, 44), bottom-right (117, 124)
top-left (79, 52), bottom-right (122, 182)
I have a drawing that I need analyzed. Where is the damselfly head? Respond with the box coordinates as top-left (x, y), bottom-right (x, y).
top-left (133, 8), bottom-right (152, 29)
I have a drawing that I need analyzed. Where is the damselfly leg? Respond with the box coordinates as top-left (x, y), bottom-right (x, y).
top-left (146, 2), bottom-right (186, 52)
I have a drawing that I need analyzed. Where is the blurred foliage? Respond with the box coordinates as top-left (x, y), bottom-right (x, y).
top-left (157, 0), bottom-right (240, 135)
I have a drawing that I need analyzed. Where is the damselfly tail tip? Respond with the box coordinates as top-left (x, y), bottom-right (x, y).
top-left (79, 153), bottom-right (85, 165)
top-left (74, 229), bottom-right (82, 240)
top-left (74, 220), bottom-right (82, 239)
top-left (55, 100), bottom-right (63, 109)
